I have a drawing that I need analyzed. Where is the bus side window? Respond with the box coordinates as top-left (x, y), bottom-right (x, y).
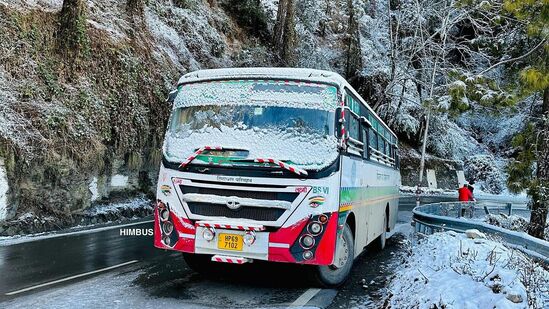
top-left (369, 127), bottom-right (377, 152)
top-left (362, 127), bottom-right (369, 159)
top-left (378, 134), bottom-right (385, 154)
top-left (348, 113), bottom-right (360, 141)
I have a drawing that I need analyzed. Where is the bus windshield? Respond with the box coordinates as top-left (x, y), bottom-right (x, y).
top-left (164, 80), bottom-right (339, 171)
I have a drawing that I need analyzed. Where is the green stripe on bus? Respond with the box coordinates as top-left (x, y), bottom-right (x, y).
top-left (339, 186), bottom-right (399, 206)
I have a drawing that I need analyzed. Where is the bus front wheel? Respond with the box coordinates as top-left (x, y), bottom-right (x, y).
top-left (311, 223), bottom-right (354, 287)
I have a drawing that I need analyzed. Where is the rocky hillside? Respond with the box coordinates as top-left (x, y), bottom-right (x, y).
top-left (0, 0), bottom-right (535, 232)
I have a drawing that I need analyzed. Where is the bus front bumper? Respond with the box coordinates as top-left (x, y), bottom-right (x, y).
top-left (154, 208), bottom-right (339, 266)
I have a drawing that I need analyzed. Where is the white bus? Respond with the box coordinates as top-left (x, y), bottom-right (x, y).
top-left (154, 68), bottom-right (401, 286)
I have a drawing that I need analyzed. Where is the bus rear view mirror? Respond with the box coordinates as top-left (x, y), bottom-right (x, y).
top-left (166, 89), bottom-right (178, 105)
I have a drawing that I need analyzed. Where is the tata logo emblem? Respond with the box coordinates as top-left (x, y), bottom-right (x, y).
top-left (226, 199), bottom-right (241, 210)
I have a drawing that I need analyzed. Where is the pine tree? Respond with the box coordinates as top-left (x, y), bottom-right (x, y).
top-left (504, 0), bottom-right (549, 239)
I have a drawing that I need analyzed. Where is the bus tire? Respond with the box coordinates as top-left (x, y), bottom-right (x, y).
top-left (311, 223), bottom-right (354, 287)
top-left (370, 214), bottom-right (387, 252)
top-left (183, 253), bottom-right (214, 274)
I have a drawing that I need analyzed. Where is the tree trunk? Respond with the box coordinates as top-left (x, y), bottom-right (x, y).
top-left (58, 0), bottom-right (89, 61)
top-left (345, 0), bottom-right (362, 79)
top-left (281, 0), bottom-right (296, 66)
top-left (273, 0), bottom-right (296, 66)
top-left (126, 0), bottom-right (145, 18)
top-left (528, 87), bottom-right (549, 239)
top-left (273, 0), bottom-right (289, 51)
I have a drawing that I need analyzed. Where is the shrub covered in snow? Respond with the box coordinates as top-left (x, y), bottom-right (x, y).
top-left (485, 213), bottom-right (549, 241)
top-left (465, 155), bottom-right (505, 194)
top-left (387, 231), bottom-right (549, 308)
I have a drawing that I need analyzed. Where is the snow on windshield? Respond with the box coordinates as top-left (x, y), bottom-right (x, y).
top-left (174, 80), bottom-right (339, 111)
top-left (165, 80), bottom-right (340, 171)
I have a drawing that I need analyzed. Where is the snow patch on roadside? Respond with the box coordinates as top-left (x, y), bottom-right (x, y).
top-left (84, 197), bottom-right (150, 216)
top-left (387, 231), bottom-right (549, 308)
top-left (89, 177), bottom-right (99, 201)
top-left (0, 158), bottom-right (9, 221)
top-left (110, 174), bottom-right (128, 188)
top-left (484, 213), bottom-right (549, 242)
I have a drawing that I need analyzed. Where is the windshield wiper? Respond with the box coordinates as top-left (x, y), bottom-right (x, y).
top-left (179, 146), bottom-right (250, 168)
top-left (179, 146), bottom-right (308, 176)
top-left (234, 158), bottom-right (308, 176)
top-left (179, 146), bottom-right (223, 168)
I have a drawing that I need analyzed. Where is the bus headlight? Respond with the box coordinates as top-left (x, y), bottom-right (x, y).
top-left (162, 221), bottom-right (174, 235)
top-left (303, 250), bottom-right (313, 260)
top-left (243, 231), bottom-right (256, 246)
top-left (203, 228), bottom-right (215, 241)
top-left (299, 234), bottom-right (315, 249)
top-left (308, 222), bottom-right (323, 235)
top-left (159, 209), bottom-right (170, 221)
top-left (162, 235), bottom-right (171, 246)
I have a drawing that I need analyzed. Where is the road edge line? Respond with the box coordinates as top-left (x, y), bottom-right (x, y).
top-left (290, 288), bottom-right (321, 307)
top-left (5, 260), bottom-right (139, 296)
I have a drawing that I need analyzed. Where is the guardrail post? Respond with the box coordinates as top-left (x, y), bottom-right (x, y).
top-left (471, 202), bottom-right (475, 218)
top-left (507, 203), bottom-right (512, 216)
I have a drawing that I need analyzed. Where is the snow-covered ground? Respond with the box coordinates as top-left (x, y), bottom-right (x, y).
top-left (386, 231), bottom-right (549, 308)
top-left (83, 196), bottom-right (151, 216)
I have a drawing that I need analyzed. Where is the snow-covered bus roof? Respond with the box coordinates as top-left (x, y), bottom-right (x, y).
top-left (177, 68), bottom-right (397, 139)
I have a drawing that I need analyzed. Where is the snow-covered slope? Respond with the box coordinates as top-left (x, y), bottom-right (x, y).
top-left (388, 231), bottom-right (548, 308)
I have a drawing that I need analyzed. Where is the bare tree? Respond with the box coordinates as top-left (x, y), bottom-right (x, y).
top-left (383, 0), bottom-right (510, 188)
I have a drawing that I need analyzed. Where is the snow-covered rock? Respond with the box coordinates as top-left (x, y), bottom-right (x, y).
top-left (465, 229), bottom-right (486, 239)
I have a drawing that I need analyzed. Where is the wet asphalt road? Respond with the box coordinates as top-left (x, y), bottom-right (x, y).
top-left (0, 195), bottom-right (454, 308)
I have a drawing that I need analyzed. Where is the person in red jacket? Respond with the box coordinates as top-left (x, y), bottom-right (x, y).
top-left (458, 184), bottom-right (475, 202)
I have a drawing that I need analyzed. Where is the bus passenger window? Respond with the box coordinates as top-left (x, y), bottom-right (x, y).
top-left (349, 115), bottom-right (360, 140)
top-left (362, 128), bottom-right (369, 159)
top-left (378, 135), bottom-right (385, 153)
top-left (369, 128), bottom-right (377, 150)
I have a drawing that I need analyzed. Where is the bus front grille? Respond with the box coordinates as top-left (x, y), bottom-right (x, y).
top-left (187, 202), bottom-right (285, 221)
top-left (179, 185), bottom-right (298, 202)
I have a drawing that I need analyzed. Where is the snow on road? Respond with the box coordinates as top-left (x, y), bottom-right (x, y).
top-left (386, 231), bottom-right (549, 308)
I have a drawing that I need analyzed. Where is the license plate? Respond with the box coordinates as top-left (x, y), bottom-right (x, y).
top-left (217, 233), bottom-right (243, 251)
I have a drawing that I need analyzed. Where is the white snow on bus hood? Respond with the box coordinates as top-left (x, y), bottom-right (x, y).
top-left (164, 125), bottom-right (339, 171)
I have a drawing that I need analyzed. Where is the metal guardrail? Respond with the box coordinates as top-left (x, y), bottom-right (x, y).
top-left (412, 202), bottom-right (549, 263)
